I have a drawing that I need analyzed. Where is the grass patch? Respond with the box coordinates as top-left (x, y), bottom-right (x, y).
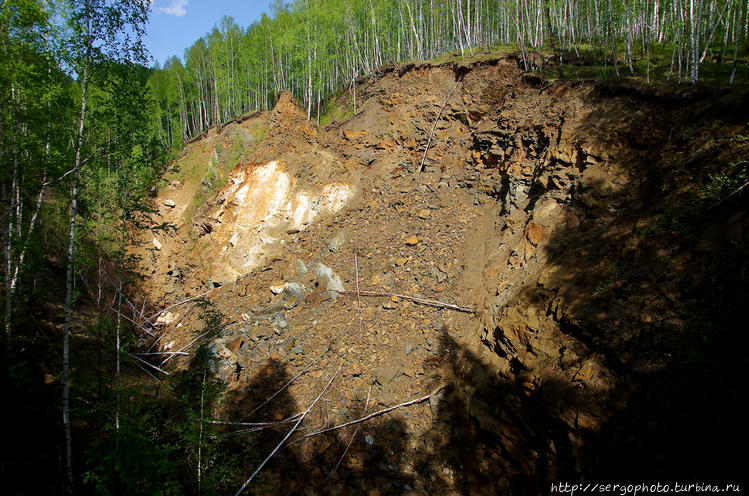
top-left (319, 91), bottom-right (372, 126)
top-left (251, 121), bottom-right (268, 143)
top-left (164, 146), bottom-right (207, 185)
top-left (592, 260), bottom-right (620, 298)
top-left (425, 44), bottom-right (517, 65)
top-left (411, 40), bottom-right (749, 88)
top-left (542, 41), bottom-right (749, 88)
top-left (319, 91), bottom-right (356, 126)
top-left (646, 134), bottom-right (749, 236)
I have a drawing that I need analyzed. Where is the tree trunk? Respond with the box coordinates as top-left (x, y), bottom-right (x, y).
top-left (5, 136), bottom-right (18, 343)
top-left (63, 58), bottom-right (89, 494)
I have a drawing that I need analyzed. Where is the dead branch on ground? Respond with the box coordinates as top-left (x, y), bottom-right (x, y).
top-left (146, 301), bottom-right (199, 353)
top-left (354, 253), bottom-right (364, 335)
top-left (326, 386), bottom-right (371, 480)
top-left (418, 81), bottom-right (461, 174)
top-left (725, 179), bottom-right (749, 202)
top-left (112, 307), bottom-right (156, 336)
top-left (286, 385), bottom-right (448, 447)
top-left (233, 365), bottom-right (342, 496)
top-left (241, 347), bottom-right (330, 420)
top-left (203, 413), bottom-right (305, 440)
top-left (133, 351), bottom-right (188, 356)
top-left (130, 358), bottom-right (162, 382)
top-left (127, 352), bottom-right (170, 376)
top-left (146, 289), bottom-right (214, 324)
top-left (341, 289), bottom-right (476, 313)
top-left (159, 329), bottom-right (212, 366)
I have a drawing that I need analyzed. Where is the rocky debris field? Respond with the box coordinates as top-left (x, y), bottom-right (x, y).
top-left (134, 56), bottom-right (748, 494)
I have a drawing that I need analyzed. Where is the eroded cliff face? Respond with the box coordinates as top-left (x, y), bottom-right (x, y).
top-left (138, 57), bottom-right (748, 493)
top-left (203, 159), bottom-right (354, 283)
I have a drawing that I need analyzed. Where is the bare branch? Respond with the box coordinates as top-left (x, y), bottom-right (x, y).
top-left (200, 412), bottom-right (304, 428)
top-left (130, 358), bottom-right (162, 382)
top-left (287, 385), bottom-right (447, 446)
top-left (419, 81), bottom-right (460, 174)
top-left (127, 352), bottom-right (170, 376)
top-left (39, 155), bottom-right (98, 189)
top-left (327, 386), bottom-right (371, 480)
top-left (113, 306), bottom-right (156, 336)
top-left (241, 347), bottom-right (330, 420)
top-left (207, 414), bottom-right (305, 440)
top-left (354, 253), bottom-right (364, 336)
top-left (132, 351), bottom-right (188, 356)
top-left (234, 365), bottom-right (342, 495)
top-left (159, 329), bottom-right (212, 366)
top-left (146, 289), bottom-right (214, 324)
top-left (724, 179), bottom-right (749, 202)
top-left (146, 330), bottom-right (168, 353)
top-left (340, 289), bottom-right (476, 313)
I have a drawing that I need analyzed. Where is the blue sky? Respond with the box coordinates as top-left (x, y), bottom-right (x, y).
top-left (145, 0), bottom-right (271, 67)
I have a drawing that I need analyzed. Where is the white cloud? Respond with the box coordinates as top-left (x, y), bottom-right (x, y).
top-left (158, 0), bottom-right (188, 17)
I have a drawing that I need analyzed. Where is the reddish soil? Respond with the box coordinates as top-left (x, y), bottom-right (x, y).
top-left (134, 55), bottom-right (749, 494)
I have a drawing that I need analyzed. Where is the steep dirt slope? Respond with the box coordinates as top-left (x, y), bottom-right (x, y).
top-left (137, 56), bottom-right (748, 494)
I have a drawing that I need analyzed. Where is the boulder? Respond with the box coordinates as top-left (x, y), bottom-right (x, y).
top-left (313, 263), bottom-right (345, 296)
top-left (375, 365), bottom-right (402, 385)
top-left (284, 282), bottom-right (309, 300)
top-left (328, 231), bottom-right (347, 252)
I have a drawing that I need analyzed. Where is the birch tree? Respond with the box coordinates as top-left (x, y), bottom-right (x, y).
top-left (1, 0), bottom-right (69, 346)
top-left (60, 0), bottom-right (149, 489)
top-left (145, 0), bottom-right (748, 144)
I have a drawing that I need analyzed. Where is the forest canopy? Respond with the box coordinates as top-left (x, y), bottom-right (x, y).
top-left (148, 0), bottom-right (749, 147)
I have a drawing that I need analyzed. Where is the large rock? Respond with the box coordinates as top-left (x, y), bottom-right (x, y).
top-left (313, 263), bottom-right (345, 296)
top-left (532, 197), bottom-right (560, 227)
top-left (282, 282), bottom-right (308, 301)
top-left (328, 230), bottom-right (347, 252)
top-left (375, 365), bottom-right (402, 385)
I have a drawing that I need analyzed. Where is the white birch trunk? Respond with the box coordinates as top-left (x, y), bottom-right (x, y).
top-left (63, 59), bottom-right (88, 490)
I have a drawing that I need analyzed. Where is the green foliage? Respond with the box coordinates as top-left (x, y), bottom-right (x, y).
top-left (701, 164), bottom-right (748, 202)
top-left (145, 0), bottom-right (749, 149)
top-left (213, 141), bottom-right (224, 159)
top-left (165, 147), bottom-right (205, 185)
top-left (647, 155), bottom-right (749, 236)
top-left (551, 41), bottom-right (749, 87)
top-left (592, 261), bottom-right (619, 298)
top-left (733, 126), bottom-right (749, 144)
top-left (252, 122), bottom-right (268, 142)
top-left (231, 133), bottom-right (246, 163)
top-left (683, 241), bottom-right (748, 363)
top-left (82, 412), bottom-right (184, 496)
top-left (319, 92), bottom-right (356, 126)
top-left (319, 91), bottom-right (373, 126)
top-left (195, 298), bottom-right (227, 340)
top-left (76, 299), bottom-right (264, 495)
top-left (1, 0), bottom-right (77, 326)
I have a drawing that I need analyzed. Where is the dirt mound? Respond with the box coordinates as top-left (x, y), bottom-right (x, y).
top-left (135, 56), bottom-right (748, 493)
top-left (271, 90), bottom-right (305, 122)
